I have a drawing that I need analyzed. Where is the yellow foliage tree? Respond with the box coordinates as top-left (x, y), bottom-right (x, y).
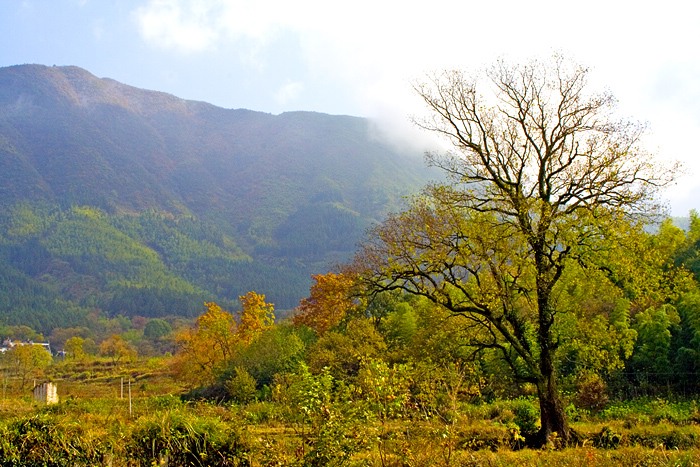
top-left (354, 56), bottom-right (677, 446)
top-left (173, 302), bottom-right (239, 386)
top-left (65, 336), bottom-right (87, 361)
top-left (6, 344), bottom-right (53, 388)
top-left (99, 334), bottom-right (137, 364)
top-left (237, 291), bottom-right (275, 344)
top-left (292, 272), bottom-right (356, 335)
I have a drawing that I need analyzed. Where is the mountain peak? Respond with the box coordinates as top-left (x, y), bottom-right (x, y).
top-left (0, 64), bottom-right (197, 116)
top-left (0, 64), bottom-right (432, 325)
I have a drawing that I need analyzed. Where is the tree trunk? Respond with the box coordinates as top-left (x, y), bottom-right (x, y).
top-left (536, 356), bottom-right (570, 447)
top-left (533, 245), bottom-right (570, 447)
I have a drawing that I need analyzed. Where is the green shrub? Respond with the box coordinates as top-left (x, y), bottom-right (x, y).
top-left (600, 398), bottom-right (698, 426)
top-left (0, 414), bottom-right (108, 466)
top-left (225, 367), bottom-right (258, 404)
top-left (289, 365), bottom-right (372, 466)
top-left (459, 424), bottom-right (518, 451)
top-left (241, 401), bottom-right (281, 424)
top-left (127, 410), bottom-right (251, 466)
top-left (593, 426), bottom-right (623, 449)
top-left (357, 358), bottom-right (412, 420)
top-left (510, 398), bottom-right (540, 435)
top-left (627, 425), bottom-right (700, 449)
top-left (148, 393), bottom-right (185, 410)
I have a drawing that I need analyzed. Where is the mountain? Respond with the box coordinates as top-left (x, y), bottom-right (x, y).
top-left (0, 64), bottom-right (432, 333)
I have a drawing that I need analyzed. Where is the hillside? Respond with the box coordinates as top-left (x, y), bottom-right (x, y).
top-left (0, 64), bottom-right (433, 332)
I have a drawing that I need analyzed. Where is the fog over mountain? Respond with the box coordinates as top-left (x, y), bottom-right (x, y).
top-left (0, 64), bottom-right (434, 331)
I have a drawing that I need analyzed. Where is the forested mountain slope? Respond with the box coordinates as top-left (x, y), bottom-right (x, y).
top-left (0, 64), bottom-right (432, 331)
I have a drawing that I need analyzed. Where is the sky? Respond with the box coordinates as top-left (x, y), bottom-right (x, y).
top-left (1, 0), bottom-right (699, 216)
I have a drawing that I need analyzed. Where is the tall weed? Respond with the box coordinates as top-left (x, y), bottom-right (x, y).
top-left (127, 409), bottom-right (251, 466)
top-left (0, 413), bottom-right (109, 466)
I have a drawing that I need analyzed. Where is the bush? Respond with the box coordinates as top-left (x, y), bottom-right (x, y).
top-left (510, 398), bottom-right (540, 435)
top-left (225, 367), bottom-right (258, 404)
top-left (127, 410), bottom-right (251, 466)
top-left (241, 401), bottom-right (281, 424)
top-left (285, 365), bottom-right (372, 466)
top-left (574, 373), bottom-right (609, 412)
top-left (148, 394), bottom-right (185, 410)
top-left (0, 414), bottom-right (108, 466)
top-left (181, 384), bottom-right (229, 402)
top-left (459, 424), bottom-right (519, 451)
top-left (593, 426), bottom-right (623, 449)
top-left (600, 398), bottom-right (699, 426)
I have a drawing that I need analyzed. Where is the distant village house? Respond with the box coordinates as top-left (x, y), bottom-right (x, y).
top-left (0, 339), bottom-right (52, 355)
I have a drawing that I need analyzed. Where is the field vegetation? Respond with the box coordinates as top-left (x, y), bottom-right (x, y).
top-left (0, 355), bottom-right (698, 466)
top-left (1, 261), bottom-right (699, 465)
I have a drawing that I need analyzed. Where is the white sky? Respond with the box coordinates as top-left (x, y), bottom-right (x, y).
top-left (1, 0), bottom-right (699, 215)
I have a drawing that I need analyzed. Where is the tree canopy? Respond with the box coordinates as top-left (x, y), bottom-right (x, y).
top-left (351, 55), bottom-right (677, 446)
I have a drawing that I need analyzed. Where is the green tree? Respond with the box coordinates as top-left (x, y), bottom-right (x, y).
top-left (554, 266), bottom-right (638, 380)
top-left (224, 366), bottom-right (258, 403)
top-left (352, 56), bottom-right (676, 445)
top-left (49, 327), bottom-right (92, 353)
top-left (2, 325), bottom-right (44, 343)
top-left (307, 319), bottom-right (387, 380)
top-left (675, 210), bottom-right (700, 280)
top-left (143, 319), bottom-right (172, 340)
top-left (673, 291), bottom-right (700, 391)
top-left (630, 304), bottom-right (681, 388)
top-left (231, 324), bottom-right (305, 389)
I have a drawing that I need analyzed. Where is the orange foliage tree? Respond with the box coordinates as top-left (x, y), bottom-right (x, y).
top-left (173, 302), bottom-right (239, 386)
top-left (292, 272), bottom-right (357, 335)
top-left (173, 293), bottom-right (274, 386)
top-left (99, 334), bottom-right (137, 364)
top-left (237, 291), bottom-right (275, 344)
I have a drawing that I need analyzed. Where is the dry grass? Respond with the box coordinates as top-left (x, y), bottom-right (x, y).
top-left (2, 358), bottom-right (699, 466)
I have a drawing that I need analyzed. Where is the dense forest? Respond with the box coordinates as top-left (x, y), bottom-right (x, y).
top-left (0, 64), bottom-right (434, 330)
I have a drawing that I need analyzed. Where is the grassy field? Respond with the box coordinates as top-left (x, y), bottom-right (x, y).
top-left (0, 358), bottom-right (698, 466)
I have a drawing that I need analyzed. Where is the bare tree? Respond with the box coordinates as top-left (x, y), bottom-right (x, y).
top-left (352, 56), bottom-right (676, 446)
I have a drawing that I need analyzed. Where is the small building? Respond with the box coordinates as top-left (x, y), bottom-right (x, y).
top-left (33, 382), bottom-right (59, 405)
top-left (0, 339), bottom-right (52, 355)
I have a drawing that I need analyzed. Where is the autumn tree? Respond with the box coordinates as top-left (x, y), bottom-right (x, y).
top-left (5, 344), bottom-right (52, 388)
top-left (173, 302), bottom-right (239, 386)
top-left (352, 56), bottom-right (676, 446)
top-left (99, 334), bottom-right (137, 364)
top-left (293, 272), bottom-right (357, 335)
top-left (174, 295), bottom-right (274, 388)
top-left (237, 291), bottom-right (274, 344)
top-left (65, 336), bottom-right (88, 361)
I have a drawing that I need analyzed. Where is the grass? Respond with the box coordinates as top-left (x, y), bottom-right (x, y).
top-left (0, 358), bottom-right (698, 466)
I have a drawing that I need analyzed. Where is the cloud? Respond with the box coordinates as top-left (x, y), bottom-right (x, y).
top-left (133, 0), bottom-right (220, 53)
top-left (275, 81), bottom-right (304, 106)
top-left (129, 0), bottom-right (700, 214)
top-left (133, 0), bottom-right (308, 55)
